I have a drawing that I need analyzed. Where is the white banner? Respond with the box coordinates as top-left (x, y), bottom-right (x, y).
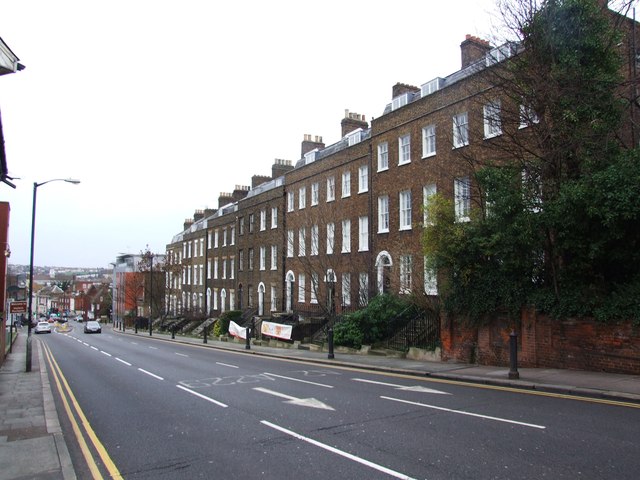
top-left (261, 321), bottom-right (293, 340)
top-left (228, 320), bottom-right (248, 340)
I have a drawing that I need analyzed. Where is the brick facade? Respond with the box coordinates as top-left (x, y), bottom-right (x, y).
top-left (441, 311), bottom-right (640, 375)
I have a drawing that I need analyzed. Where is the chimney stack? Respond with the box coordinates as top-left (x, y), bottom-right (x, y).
top-left (272, 158), bottom-right (293, 178)
top-left (341, 109), bottom-right (368, 137)
top-left (301, 134), bottom-right (324, 158)
top-left (460, 34), bottom-right (492, 69)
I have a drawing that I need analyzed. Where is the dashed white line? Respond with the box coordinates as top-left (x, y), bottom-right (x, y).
top-left (380, 396), bottom-right (546, 429)
top-left (116, 358), bottom-right (132, 366)
top-left (138, 368), bottom-right (164, 380)
top-left (263, 372), bottom-right (334, 388)
top-left (175, 353), bottom-right (188, 357)
top-left (101, 351), bottom-right (112, 357)
top-left (261, 421), bottom-right (416, 479)
top-left (90, 346), bottom-right (99, 351)
top-left (148, 346), bottom-right (158, 350)
top-left (176, 385), bottom-right (228, 408)
top-left (216, 362), bottom-right (239, 368)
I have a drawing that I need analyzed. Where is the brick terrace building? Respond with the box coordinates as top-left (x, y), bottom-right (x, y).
top-left (165, 6), bottom-right (640, 341)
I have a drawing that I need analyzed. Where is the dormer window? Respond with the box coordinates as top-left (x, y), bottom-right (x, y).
top-left (486, 43), bottom-right (515, 66)
top-left (347, 128), bottom-right (363, 146)
top-left (304, 149), bottom-right (318, 164)
top-left (421, 78), bottom-right (443, 97)
top-left (391, 93), bottom-right (409, 111)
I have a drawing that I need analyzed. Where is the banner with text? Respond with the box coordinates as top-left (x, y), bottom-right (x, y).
top-left (261, 321), bottom-right (293, 340)
top-left (228, 320), bottom-right (248, 340)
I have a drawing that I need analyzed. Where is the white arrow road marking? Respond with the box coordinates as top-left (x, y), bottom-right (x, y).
top-left (138, 368), bottom-right (164, 380)
top-left (176, 385), bottom-right (228, 408)
top-left (253, 387), bottom-right (335, 410)
top-left (381, 396), bottom-right (546, 429)
top-left (263, 372), bottom-right (334, 388)
top-left (353, 378), bottom-right (451, 394)
top-left (261, 421), bottom-right (416, 480)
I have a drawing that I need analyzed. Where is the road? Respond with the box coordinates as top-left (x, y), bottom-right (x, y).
top-left (39, 324), bottom-right (639, 479)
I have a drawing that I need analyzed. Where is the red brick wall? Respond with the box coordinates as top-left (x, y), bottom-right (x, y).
top-left (441, 310), bottom-right (640, 375)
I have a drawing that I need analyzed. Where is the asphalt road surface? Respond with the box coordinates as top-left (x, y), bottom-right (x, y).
top-left (39, 325), bottom-right (639, 479)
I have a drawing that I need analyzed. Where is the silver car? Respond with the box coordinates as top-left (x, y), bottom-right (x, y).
top-left (84, 321), bottom-right (101, 334)
top-left (35, 321), bottom-right (52, 334)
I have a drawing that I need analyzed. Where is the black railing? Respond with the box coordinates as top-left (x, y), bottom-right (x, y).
top-left (383, 312), bottom-right (440, 352)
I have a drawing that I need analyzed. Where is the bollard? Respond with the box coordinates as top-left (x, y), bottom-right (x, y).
top-left (135, 321), bottom-right (138, 334)
top-left (245, 326), bottom-right (251, 350)
top-left (327, 327), bottom-right (335, 359)
top-left (508, 330), bottom-right (520, 379)
top-left (203, 324), bottom-right (208, 344)
top-left (171, 325), bottom-right (176, 340)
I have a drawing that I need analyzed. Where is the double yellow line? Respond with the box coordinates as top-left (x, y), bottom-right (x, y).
top-left (41, 341), bottom-right (123, 479)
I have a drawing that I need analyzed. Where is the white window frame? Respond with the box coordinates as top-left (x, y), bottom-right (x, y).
top-left (400, 255), bottom-right (412, 294)
top-left (398, 134), bottom-right (411, 165)
top-left (287, 230), bottom-right (294, 257)
top-left (342, 219), bottom-right (351, 253)
top-left (326, 176), bottom-right (335, 202)
top-left (259, 246), bottom-right (266, 271)
top-left (298, 273), bottom-right (306, 303)
top-left (271, 207), bottom-right (278, 229)
top-left (341, 171), bottom-right (351, 197)
top-left (453, 112), bottom-right (469, 148)
top-left (311, 182), bottom-right (319, 206)
top-left (358, 216), bottom-right (369, 252)
top-left (399, 190), bottom-right (412, 231)
top-left (271, 245), bottom-right (277, 270)
top-left (310, 273), bottom-right (319, 304)
top-left (422, 124), bottom-right (436, 158)
top-left (483, 100), bottom-right (502, 139)
top-left (358, 165), bottom-right (368, 193)
top-left (454, 177), bottom-right (471, 222)
top-left (311, 224), bottom-right (319, 256)
top-left (326, 222), bottom-right (335, 254)
top-left (298, 227), bottom-right (306, 257)
top-left (423, 184), bottom-right (437, 226)
top-left (358, 272), bottom-right (369, 306)
top-left (287, 191), bottom-right (294, 212)
top-left (342, 273), bottom-right (351, 306)
top-left (260, 209), bottom-right (267, 231)
top-left (299, 186), bottom-right (306, 209)
top-left (378, 195), bottom-right (389, 233)
top-left (377, 142), bottom-right (389, 171)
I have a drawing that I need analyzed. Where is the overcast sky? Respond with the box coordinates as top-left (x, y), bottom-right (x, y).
top-left (0, 0), bottom-right (505, 269)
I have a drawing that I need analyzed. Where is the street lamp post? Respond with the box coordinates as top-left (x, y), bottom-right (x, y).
top-left (27, 178), bottom-right (80, 372)
top-left (149, 253), bottom-right (154, 336)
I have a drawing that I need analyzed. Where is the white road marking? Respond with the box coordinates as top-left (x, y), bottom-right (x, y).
top-left (253, 387), bottom-right (334, 410)
top-left (175, 352), bottom-right (188, 357)
top-left (263, 372), bottom-right (334, 388)
top-left (101, 351), bottom-right (112, 357)
top-left (90, 346), bottom-right (99, 351)
top-left (149, 346), bottom-right (158, 350)
top-left (116, 358), bottom-right (132, 366)
top-left (82, 342), bottom-right (89, 346)
top-left (176, 385), bottom-right (228, 408)
top-left (381, 396), bottom-right (546, 429)
top-left (261, 421), bottom-right (417, 480)
top-left (138, 368), bottom-right (164, 380)
top-left (216, 362), bottom-right (239, 368)
top-left (353, 378), bottom-right (450, 394)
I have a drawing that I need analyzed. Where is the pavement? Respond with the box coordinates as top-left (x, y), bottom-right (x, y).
top-left (1, 325), bottom-right (639, 480)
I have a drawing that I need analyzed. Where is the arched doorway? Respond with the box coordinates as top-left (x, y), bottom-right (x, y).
top-left (375, 251), bottom-right (393, 295)
top-left (285, 271), bottom-right (295, 313)
top-left (258, 282), bottom-right (265, 316)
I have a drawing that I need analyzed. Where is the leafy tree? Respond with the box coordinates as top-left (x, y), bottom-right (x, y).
top-left (425, 0), bottom-right (640, 322)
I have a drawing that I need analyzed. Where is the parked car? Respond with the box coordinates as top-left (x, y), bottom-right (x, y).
top-left (84, 321), bottom-right (101, 334)
top-left (35, 321), bottom-right (52, 334)
top-left (76, 315), bottom-right (84, 322)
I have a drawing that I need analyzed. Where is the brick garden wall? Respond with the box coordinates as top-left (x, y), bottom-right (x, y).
top-left (441, 310), bottom-right (640, 375)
